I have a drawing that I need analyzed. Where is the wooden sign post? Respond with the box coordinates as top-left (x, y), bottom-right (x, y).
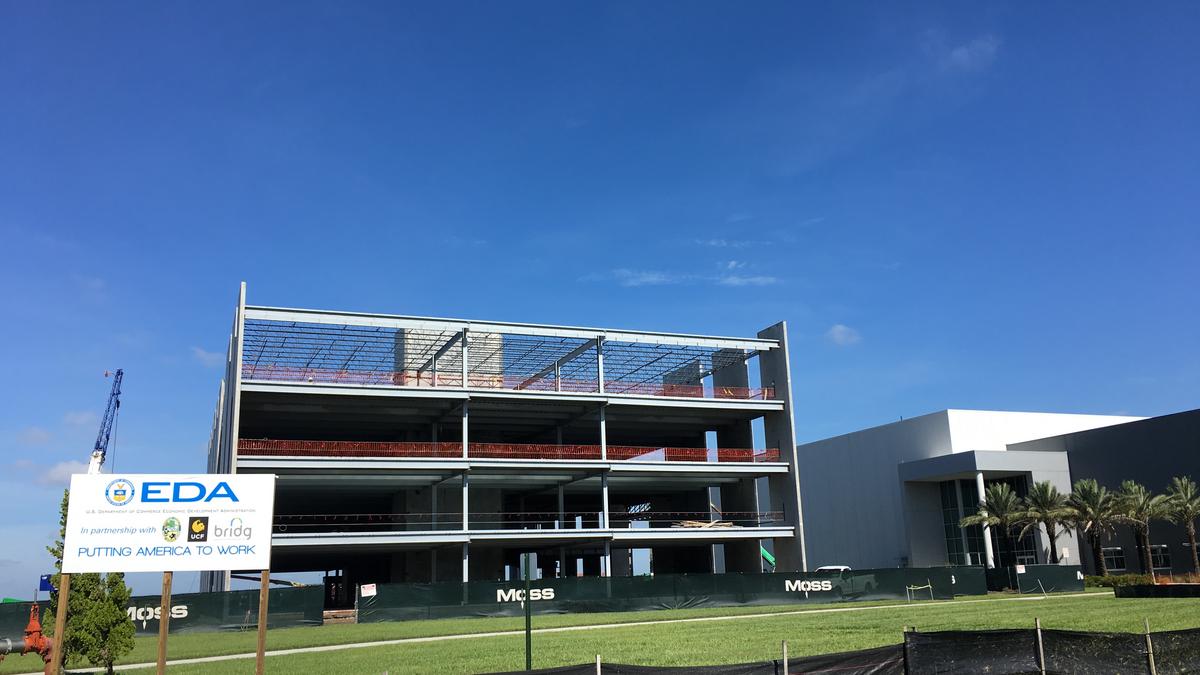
top-left (256, 569), bottom-right (270, 675)
top-left (49, 572), bottom-right (71, 674)
top-left (157, 571), bottom-right (173, 674)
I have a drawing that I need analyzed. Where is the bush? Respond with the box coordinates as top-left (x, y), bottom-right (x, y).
top-left (1084, 574), bottom-right (1153, 588)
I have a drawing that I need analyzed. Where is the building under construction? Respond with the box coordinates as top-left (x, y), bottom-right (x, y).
top-left (202, 284), bottom-right (804, 597)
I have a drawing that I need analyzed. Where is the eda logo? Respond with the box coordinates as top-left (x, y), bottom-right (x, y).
top-left (105, 479), bottom-right (136, 507)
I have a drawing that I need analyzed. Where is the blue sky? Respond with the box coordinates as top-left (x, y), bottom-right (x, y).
top-left (1, 2), bottom-right (1197, 597)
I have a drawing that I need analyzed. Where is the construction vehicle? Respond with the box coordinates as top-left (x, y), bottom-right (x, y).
top-left (87, 369), bottom-right (123, 474)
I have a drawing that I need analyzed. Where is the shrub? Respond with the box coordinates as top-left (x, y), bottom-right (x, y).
top-left (1084, 574), bottom-right (1153, 588)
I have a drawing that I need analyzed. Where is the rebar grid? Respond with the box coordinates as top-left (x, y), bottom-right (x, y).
top-left (241, 319), bottom-right (771, 398)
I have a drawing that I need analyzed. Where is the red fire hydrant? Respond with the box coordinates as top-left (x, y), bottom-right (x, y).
top-left (0, 602), bottom-right (54, 674)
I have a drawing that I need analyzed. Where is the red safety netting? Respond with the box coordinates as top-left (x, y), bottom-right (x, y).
top-left (238, 439), bottom-right (462, 458)
top-left (238, 439), bottom-right (781, 463)
top-left (240, 365), bottom-right (774, 400)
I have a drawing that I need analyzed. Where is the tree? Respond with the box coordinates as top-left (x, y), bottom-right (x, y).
top-left (1165, 476), bottom-right (1200, 574)
top-left (1068, 478), bottom-right (1119, 576)
top-left (1020, 481), bottom-right (1071, 564)
top-left (1115, 481), bottom-right (1169, 579)
top-left (961, 483), bottom-right (1024, 567)
top-left (44, 489), bottom-right (135, 674)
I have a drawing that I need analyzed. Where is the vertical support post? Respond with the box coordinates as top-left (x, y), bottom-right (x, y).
top-left (255, 570), bottom-right (269, 675)
top-left (524, 552), bottom-right (533, 671)
top-left (462, 542), bottom-right (470, 583)
top-left (50, 572), bottom-right (70, 675)
top-left (432, 355), bottom-right (438, 387)
top-left (596, 336), bottom-right (605, 394)
top-left (554, 361), bottom-right (561, 392)
top-left (157, 571), bottom-right (173, 675)
top-left (782, 640), bottom-right (789, 675)
top-left (557, 485), bottom-right (566, 528)
top-left (1145, 618), bottom-right (1157, 675)
top-left (595, 654), bottom-right (601, 675)
top-left (601, 474), bottom-right (610, 529)
top-left (432, 485), bottom-right (439, 531)
top-left (976, 472), bottom-right (996, 569)
top-left (603, 541), bottom-right (612, 578)
top-left (461, 328), bottom-right (469, 388)
top-left (462, 473), bottom-right (470, 533)
top-left (1035, 618), bottom-right (1046, 675)
top-left (462, 401), bottom-right (469, 460)
top-left (599, 405), bottom-right (607, 461)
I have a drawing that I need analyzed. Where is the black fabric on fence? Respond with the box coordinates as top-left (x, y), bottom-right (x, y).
top-left (1040, 629), bottom-right (1149, 674)
top-left (1142, 627), bottom-right (1200, 672)
top-left (0, 586), bottom-right (324, 638)
top-left (786, 643), bottom-right (905, 674)
top-left (358, 568), bottom-right (987, 624)
top-left (905, 629), bottom-right (1040, 674)
top-left (985, 565), bottom-right (1085, 593)
top-left (486, 644), bottom-right (905, 675)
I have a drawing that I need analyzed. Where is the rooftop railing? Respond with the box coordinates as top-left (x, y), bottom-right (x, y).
top-left (239, 439), bottom-right (782, 463)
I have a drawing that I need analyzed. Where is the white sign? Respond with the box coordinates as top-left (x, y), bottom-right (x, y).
top-left (1015, 564), bottom-right (1026, 574)
top-left (360, 583), bottom-right (377, 598)
top-left (62, 474), bottom-right (276, 574)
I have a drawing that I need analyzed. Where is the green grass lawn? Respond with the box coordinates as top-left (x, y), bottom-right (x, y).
top-left (8, 591), bottom-right (1200, 674)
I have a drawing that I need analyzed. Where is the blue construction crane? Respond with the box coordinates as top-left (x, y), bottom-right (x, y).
top-left (87, 369), bottom-right (123, 475)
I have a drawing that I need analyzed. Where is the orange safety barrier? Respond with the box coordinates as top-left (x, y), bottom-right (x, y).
top-left (238, 439), bottom-right (781, 463)
top-left (238, 439), bottom-right (462, 458)
top-left (241, 364), bottom-right (775, 400)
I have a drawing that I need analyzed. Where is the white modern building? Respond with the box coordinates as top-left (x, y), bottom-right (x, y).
top-left (796, 410), bottom-right (1144, 571)
top-left (202, 284), bottom-right (805, 598)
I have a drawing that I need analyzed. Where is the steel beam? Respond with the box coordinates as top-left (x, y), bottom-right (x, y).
top-left (515, 338), bottom-right (598, 390)
top-left (243, 306), bottom-right (779, 351)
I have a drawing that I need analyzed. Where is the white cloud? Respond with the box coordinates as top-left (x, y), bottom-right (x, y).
top-left (18, 426), bottom-right (51, 445)
top-left (940, 35), bottom-right (1001, 72)
top-left (609, 269), bottom-right (684, 287)
top-left (826, 324), bottom-right (863, 346)
top-left (586, 268), bottom-right (783, 288)
top-left (63, 410), bottom-right (99, 427)
top-left (722, 261), bottom-right (746, 270)
top-left (717, 275), bottom-right (779, 287)
top-left (694, 238), bottom-right (765, 248)
top-left (37, 460), bottom-right (89, 486)
top-left (191, 346), bottom-right (225, 368)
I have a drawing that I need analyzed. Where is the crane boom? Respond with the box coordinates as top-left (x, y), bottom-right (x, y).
top-left (87, 369), bottom-right (123, 475)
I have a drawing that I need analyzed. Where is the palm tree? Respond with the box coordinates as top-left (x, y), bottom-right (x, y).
top-left (1165, 476), bottom-right (1200, 574)
top-left (1068, 478), bottom-right (1119, 576)
top-left (1020, 481), bottom-right (1071, 564)
top-left (961, 483), bottom-right (1024, 567)
top-left (1115, 480), bottom-right (1169, 579)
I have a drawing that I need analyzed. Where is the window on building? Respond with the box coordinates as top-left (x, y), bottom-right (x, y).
top-left (940, 481), bottom-right (966, 565)
top-left (959, 480), bottom-right (987, 565)
top-left (1102, 547), bottom-right (1126, 572)
top-left (1150, 544), bottom-right (1171, 570)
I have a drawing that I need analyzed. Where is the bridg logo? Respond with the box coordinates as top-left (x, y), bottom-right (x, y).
top-left (105, 479), bottom-right (136, 507)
